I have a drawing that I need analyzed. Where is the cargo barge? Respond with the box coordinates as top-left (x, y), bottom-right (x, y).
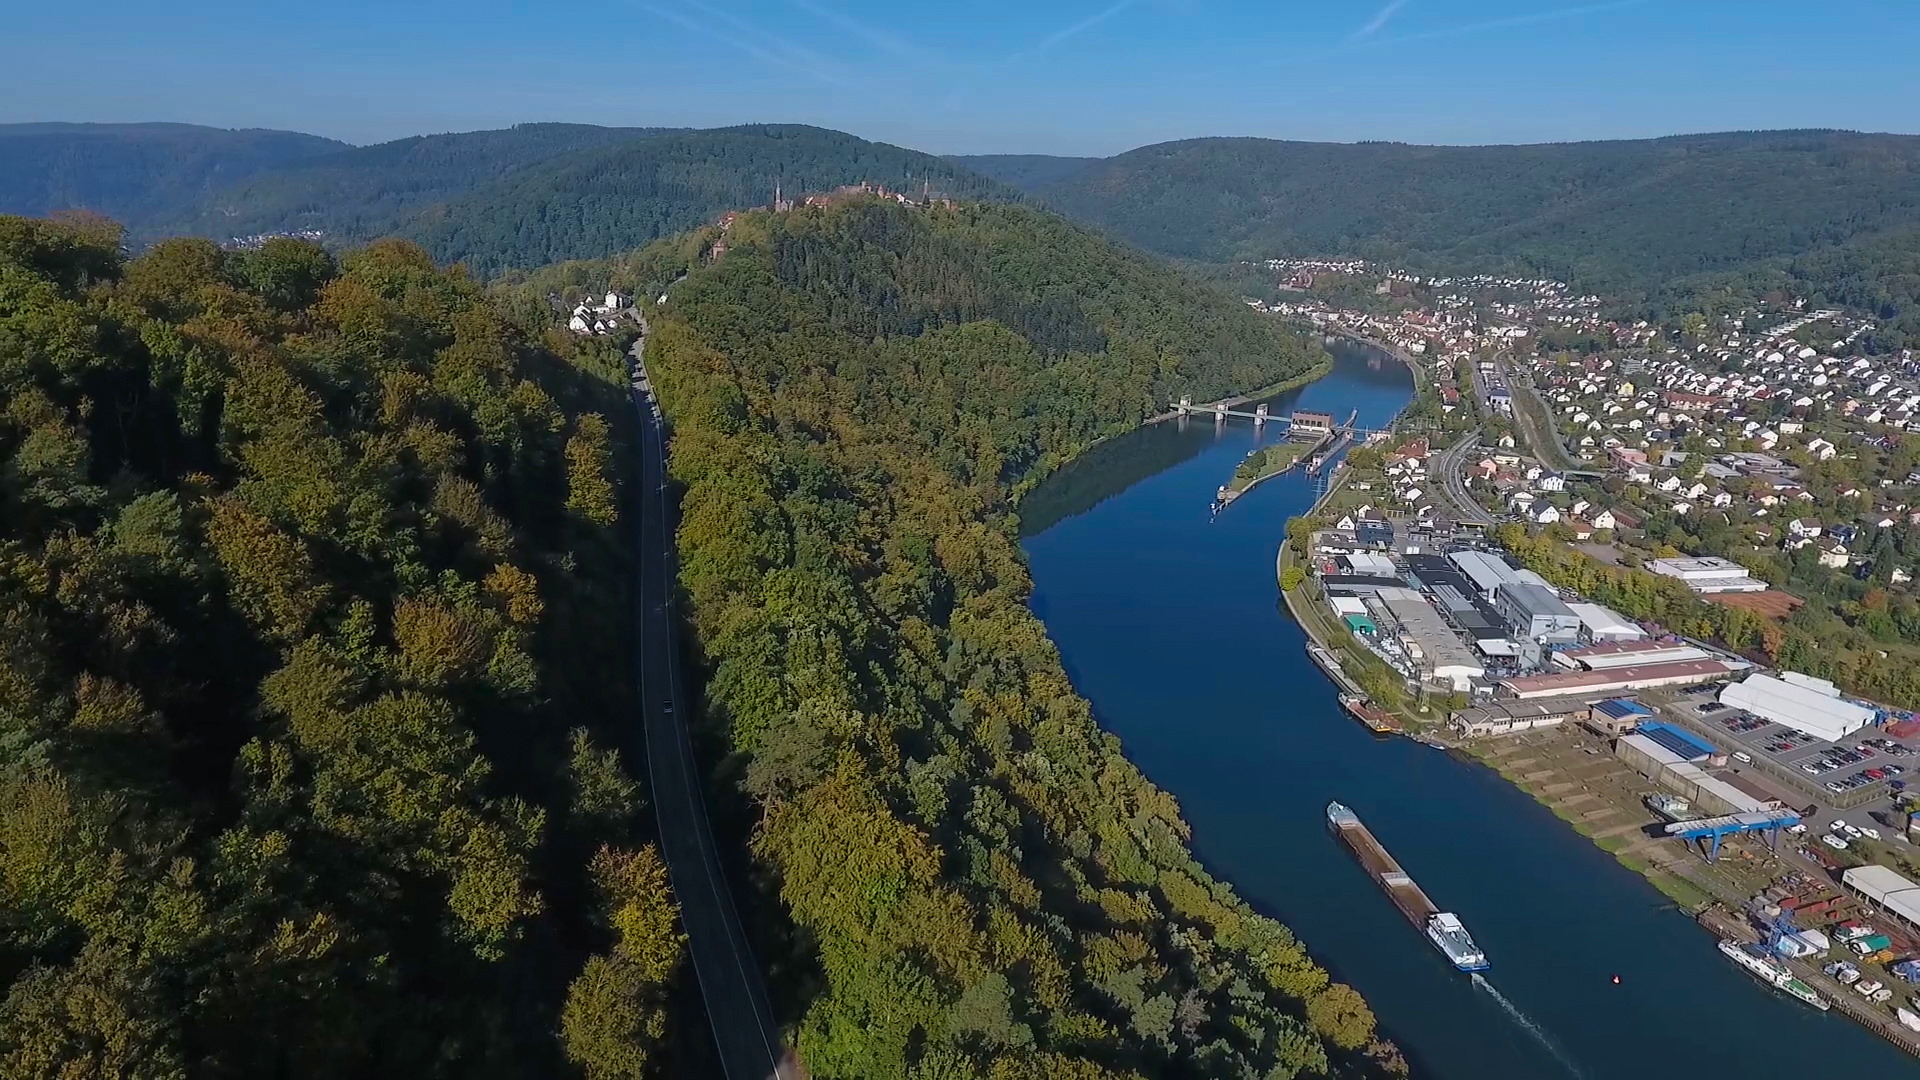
top-left (1327, 801), bottom-right (1488, 971)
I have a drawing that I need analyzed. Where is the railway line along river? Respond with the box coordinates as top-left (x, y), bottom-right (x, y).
top-left (1018, 338), bottom-right (1914, 1078)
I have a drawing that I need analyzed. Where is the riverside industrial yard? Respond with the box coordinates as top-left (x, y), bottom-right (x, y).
top-left (1256, 280), bottom-right (1920, 1061)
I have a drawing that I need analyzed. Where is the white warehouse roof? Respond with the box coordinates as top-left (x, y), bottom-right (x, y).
top-left (1720, 673), bottom-right (1875, 743)
top-left (1565, 602), bottom-right (1647, 642)
top-left (1449, 550), bottom-right (1525, 596)
top-left (1843, 865), bottom-right (1920, 933)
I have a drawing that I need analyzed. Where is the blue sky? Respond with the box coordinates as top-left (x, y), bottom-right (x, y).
top-left (3, 0), bottom-right (1916, 155)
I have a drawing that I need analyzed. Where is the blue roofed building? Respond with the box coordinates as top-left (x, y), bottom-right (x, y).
top-left (1586, 697), bottom-right (1653, 735)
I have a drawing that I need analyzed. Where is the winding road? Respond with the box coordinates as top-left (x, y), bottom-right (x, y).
top-left (627, 329), bottom-right (793, 1080)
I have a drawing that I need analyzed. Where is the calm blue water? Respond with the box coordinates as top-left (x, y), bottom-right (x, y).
top-left (1020, 341), bottom-right (1915, 1078)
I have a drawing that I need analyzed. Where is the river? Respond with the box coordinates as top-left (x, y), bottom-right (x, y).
top-left (1019, 339), bottom-right (1914, 1078)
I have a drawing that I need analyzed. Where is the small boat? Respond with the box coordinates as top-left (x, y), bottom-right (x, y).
top-left (1898, 1007), bottom-right (1920, 1033)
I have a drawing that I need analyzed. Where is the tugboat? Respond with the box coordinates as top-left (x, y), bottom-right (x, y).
top-left (1426, 912), bottom-right (1490, 973)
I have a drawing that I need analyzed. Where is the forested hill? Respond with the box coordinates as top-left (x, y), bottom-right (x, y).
top-left (0, 122), bottom-right (345, 228)
top-left (1025, 130), bottom-right (1920, 296)
top-left (405, 125), bottom-right (1019, 275)
top-left (948, 153), bottom-right (1100, 190)
top-left (0, 217), bottom-right (688, 1077)
top-left (600, 197), bottom-right (1392, 1078)
top-left (155, 121), bottom-right (683, 245)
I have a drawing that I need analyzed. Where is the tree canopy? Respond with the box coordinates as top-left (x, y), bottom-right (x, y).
top-left (0, 216), bottom-right (682, 1077)
top-left (628, 196), bottom-right (1395, 1078)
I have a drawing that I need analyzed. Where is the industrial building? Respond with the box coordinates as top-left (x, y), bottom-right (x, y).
top-left (1647, 556), bottom-right (1770, 594)
top-left (1585, 697), bottom-right (1653, 735)
top-left (1449, 696), bottom-right (1589, 738)
top-left (1449, 550), bottom-right (1526, 598)
top-left (1374, 587), bottom-right (1484, 691)
top-left (1498, 658), bottom-right (1737, 699)
top-left (1719, 672), bottom-right (1876, 743)
top-left (1616, 729), bottom-right (1772, 816)
top-left (1843, 865), bottom-right (1920, 938)
top-left (1493, 582), bottom-right (1582, 643)
top-left (1552, 640), bottom-right (1711, 671)
top-left (1564, 601), bottom-right (1646, 643)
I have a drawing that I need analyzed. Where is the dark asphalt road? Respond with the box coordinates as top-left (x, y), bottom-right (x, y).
top-left (627, 333), bottom-right (791, 1080)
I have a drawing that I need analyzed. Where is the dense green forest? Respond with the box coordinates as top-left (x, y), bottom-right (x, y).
top-left (595, 196), bottom-right (1394, 1078)
top-left (0, 122), bottom-right (1018, 275)
top-left (409, 125), bottom-right (1019, 276)
top-left (1646, 224), bottom-right (1920, 350)
top-left (1023, 130), bottom-right (1920, 312)
top-left (157, 123), bottom-right (682, 247)
top-left (0, 123), bottom-right (345, 230)
top-left (0, 216), bottom-right (686, 1077)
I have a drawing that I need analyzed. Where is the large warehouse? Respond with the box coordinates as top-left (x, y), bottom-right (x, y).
top-left (1719, 672), bottom-right (1876, 742)
top-left (1376, 587), bottom-right (1484, 691)
top-left (1494, 582), bottom-right (1582, 643)
top-left (1842, 865), bottom-right (1920, 938)
top-left (1565, 602), bottom-right (1646, 643)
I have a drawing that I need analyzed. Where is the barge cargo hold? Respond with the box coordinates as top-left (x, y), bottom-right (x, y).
top-left (1327, 801), bottom-right (1489, 971)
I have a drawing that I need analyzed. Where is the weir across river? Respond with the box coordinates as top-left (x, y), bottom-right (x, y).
top-left (1174, 398), bottom-right (1387, 438)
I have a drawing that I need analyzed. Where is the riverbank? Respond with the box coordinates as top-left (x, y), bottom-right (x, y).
top-left (1022, 338), bottom-right (1920, 1077)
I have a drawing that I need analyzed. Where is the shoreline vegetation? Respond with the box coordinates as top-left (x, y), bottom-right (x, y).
top-left (1142, 354), bottom-right (1335, 428)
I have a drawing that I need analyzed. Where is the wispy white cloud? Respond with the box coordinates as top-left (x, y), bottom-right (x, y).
top-left (1352, 0), bottom-right (1411, 40)
top-left (1365, 0), bottom-right (1650, 47)
top-left (1029, 0), bottom-right (1136, 57)
top-left (789, 0), bottom-right (943, 68)
top-left (642, 1), bottom-right (849, 85)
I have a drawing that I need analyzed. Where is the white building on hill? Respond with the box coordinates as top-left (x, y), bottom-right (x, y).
top-left (1647, 556), bottom-right (1769, 594)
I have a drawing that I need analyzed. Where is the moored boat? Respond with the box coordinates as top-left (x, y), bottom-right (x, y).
top-left (1718, 939), bottom-right (1830, 1011)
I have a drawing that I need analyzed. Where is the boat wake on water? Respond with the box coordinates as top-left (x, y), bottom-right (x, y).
top-left (1470, 973), bottom-right (1583, 1077)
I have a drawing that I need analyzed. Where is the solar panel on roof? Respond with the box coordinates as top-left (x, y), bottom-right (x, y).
top-left (1640, 722), bottom-right (1716, 760)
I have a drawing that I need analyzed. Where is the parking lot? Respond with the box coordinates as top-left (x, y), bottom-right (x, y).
top-left (1664, 690), bottom-right (1919, 830)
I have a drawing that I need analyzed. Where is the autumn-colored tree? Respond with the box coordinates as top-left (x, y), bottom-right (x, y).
top-left (565, 413), bottom-right (620, 526)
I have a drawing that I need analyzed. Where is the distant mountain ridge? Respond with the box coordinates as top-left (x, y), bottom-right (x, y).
top-left (0, 122), bottom-right (346, 226)
top-left (157, 122), bottom-right (683, 244)
top-left (8, 120), bottom-right (1920, 330)
top-left (0, 120), bottom-right (1019, 274)
top-left (947, 153), bottom-right (1099, 190)
top-left (1011, 129), bottom-right (1920, 298)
